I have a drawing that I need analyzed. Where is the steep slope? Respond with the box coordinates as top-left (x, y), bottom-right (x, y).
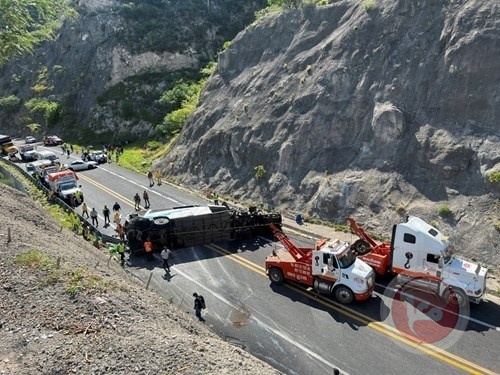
top-left (0, 0), bottom-right (266, 142)
top-left (160, 0), bottom-right (500, 265)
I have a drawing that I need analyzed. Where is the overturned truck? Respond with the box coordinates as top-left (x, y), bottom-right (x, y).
top-left (125, 205), bottom-right (282, 252)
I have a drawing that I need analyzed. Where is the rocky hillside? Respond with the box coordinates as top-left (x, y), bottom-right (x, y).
top-left (160, 0), bottom-right (500, 266)
top-left (0, 0), bottom-right (266, 142)
top-left (0, 181), bottom-right (278, 374)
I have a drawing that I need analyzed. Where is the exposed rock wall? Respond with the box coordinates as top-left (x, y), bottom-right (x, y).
top-left (161, 0), bottom-right (500, 265)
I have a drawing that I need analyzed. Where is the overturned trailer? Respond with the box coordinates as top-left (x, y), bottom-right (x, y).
top-left (125, 205), bottom-right (282, 252)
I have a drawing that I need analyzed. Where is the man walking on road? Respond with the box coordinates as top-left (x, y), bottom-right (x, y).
top-left (81, 202), bottom-right (89, 218)
top-left (143, 190), bottom-right (150, 209)
top-left (103, 205), bottom-right (110, 226)
top-left (193, 293), bottom-right (205, 322)
top-left (160, 246), bottom-right (171, 273)
top-left (90, 208), bottom-right (98, 227)
top-left (134, 193), bottom-right (141, 210)
top-left (147, 170), bottom-right (154, 187)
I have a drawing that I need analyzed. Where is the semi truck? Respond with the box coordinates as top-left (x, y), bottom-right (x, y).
top-left (125, 205), bottom-right (282, 252)
top-left (348, 216), bottom-right (488, 307)
top-left (47, 170), bottom-right (83, 204)
top-left (0, 134), bottom-right (18, 155)
top-left (265, 224), bottom-right (375, 305)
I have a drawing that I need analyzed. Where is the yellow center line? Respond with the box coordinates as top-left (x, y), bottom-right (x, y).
top-left (78, 173), bottom-right (136, 208)
top-left (207, 244), bottom-right (496, 375)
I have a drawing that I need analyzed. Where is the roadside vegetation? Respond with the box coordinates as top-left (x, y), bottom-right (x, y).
top-left (13, 250), bottom-right (115, 296)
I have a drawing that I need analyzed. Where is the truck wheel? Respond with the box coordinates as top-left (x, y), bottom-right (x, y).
top-left (352, 239), bottom-right (371, 255)
top-left (443, 287), bottom-right (468, 308)
top-left (334, 285), bottom-right (354, 304)
top-left (268, 267), bottom-right (284, 284)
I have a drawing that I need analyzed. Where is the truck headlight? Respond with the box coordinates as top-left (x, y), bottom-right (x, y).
top-left (354, 277), bottom-right (365, 285)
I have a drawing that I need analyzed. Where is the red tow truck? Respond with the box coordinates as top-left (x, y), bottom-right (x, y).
top-left (265, 224), bottom-right (375, 304)
top-left (347, 216), bottom-right (488, 307)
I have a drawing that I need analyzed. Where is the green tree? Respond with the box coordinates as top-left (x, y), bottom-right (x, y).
top-left (0, 0), bottom-right (77, 68)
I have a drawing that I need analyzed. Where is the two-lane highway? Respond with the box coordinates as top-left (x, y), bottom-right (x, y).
top-left (10, 144), bottom-right (500, 374)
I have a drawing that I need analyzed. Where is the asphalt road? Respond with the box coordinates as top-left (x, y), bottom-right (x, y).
top-left (7, 143), bottom-right (500, 375)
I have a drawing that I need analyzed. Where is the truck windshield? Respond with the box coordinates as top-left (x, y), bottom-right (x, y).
top-left (60, 182), bottom-right (77, 190)
top-left (337, 248), bottom-right (357, 269)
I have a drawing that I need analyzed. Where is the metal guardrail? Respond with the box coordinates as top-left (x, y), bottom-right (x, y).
top-left (0, 157), bottom-right (120, 245)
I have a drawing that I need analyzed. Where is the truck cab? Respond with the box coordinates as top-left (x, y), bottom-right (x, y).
top-left (47, 170), bottom-right (83, 204)
top-left (266, 225), bottom-right (374, 304)
top-left (0, 134), bottom-right (18, 155)
top-left (392, 217), bottom-right (488, 306)
top-left (311, 239), bottom-right (375, 303)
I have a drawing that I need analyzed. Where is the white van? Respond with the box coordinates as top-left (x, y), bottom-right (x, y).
top-left (36, 150), bottom-right (59, 163)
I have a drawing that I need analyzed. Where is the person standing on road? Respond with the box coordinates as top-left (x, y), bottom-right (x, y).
top-left (211, 191), bottom-right (219, 205)
top-left (113, 210), bottom-right (121, 225)
top-left (144, 238), bottom-right (153, 261)
top-left (117, 241), bottom-right (126, 265)
top-left (90, 207), bottom-right (98, 227)
top-left (147, 170), bottom-right (154, 187)
top-left (81, 202), bottom-right (89, 218)
top-left (112, 201), bottom-right (121, 212)
top-left (134, 193), bottom-right (141, 210)
top-left (160, 246), bottom-right (171, 273)
top-left (143, 190), bottom-right (150, 209)
top-left (115, 223), bottom-right (126, 242)
top-left (154, 170), bottom-right (162, 186)
top-left (103, 205), bottom-right (110, 226)
top-left (193, 293), bottom-right (206, 322)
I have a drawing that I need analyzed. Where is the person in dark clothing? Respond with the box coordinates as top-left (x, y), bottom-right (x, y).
top-left (193, 293), bottom-right (205, 322)
top-left (112, 201), bottom-right (121, 212)
top-left (143, 190), bottom-right (150, 209)
top-left (134, 193), bottom-right (141, 210)
top-left (103, 205), bottom-right (110, 225)
top-left (147, 170), bottom-right (154, 187)
top-left (160, 246), bottom-right (171, 273)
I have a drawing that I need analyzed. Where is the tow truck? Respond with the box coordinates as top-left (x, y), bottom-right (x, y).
top-left (348, 216), bottom-right (488, 307)
top-left (265, 224), bottom-right (375, 304)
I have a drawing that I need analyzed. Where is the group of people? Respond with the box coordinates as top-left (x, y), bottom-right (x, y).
top-left (134, 190), bottom-right (151, 210)
top-left (147, 170), bottom-right (163, 187)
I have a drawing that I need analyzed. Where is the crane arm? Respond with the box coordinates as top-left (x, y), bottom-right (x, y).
top-left (346, 217), bottom-right (378, 249)
top-left (269, 223), bottom-right (307, 261)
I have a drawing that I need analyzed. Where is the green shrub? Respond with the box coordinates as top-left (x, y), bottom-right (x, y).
top-left (494, 221), bottom-right (500, 232)
top-left (363, 0), bottom-right (376, 11)
top-left (14, 250), bottom-right (56, 270)
top-left (222, 41), bottom-right (232, 50)
top-left (255, 165), bottom-right (266, 180)
top-left (488, 171), bottom-right (500, 183)
top-left (438, 204), bottom-right (453, 217)
top-left (395, 202), bottom-right (405, 215)
top-left (0, 94), bottom-right (21, 109)
top-left (146, 140), bottom-right (163, 151)
top-left (24, 98), bottom-right (61, 126)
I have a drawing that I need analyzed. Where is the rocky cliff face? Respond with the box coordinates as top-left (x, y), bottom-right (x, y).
top-left (0, 0), bottom-right (266, 141)
top-left (161, 0), bottom-right (500, 265)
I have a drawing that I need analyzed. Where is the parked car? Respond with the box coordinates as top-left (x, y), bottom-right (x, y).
top-left (90, 150), bottom-right (108, 164)
top-left (64, 159), bottom-right (98, 171)
top-left (35, 150), bottom-right (59, 163)
top-left (19, 145), bottom-right (37, 161)
top-left (43, 135), bottom-right (63, 146)
top-left (25, 136), bottom-right (36, 144)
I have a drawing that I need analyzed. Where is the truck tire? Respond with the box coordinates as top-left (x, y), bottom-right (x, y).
top-left (443, 287), bottom-right (468, 308)
top-left (268, 267), bottom-right (284, 284)
top-left (334, 285), bottom-right (354, 304)
top-left (352, 239), bottom-right (371, 255)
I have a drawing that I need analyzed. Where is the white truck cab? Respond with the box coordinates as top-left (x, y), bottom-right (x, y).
top-left (393, 217), bottom-right (488, 306)
top-left (312, 238), bottom-right (375, 303)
